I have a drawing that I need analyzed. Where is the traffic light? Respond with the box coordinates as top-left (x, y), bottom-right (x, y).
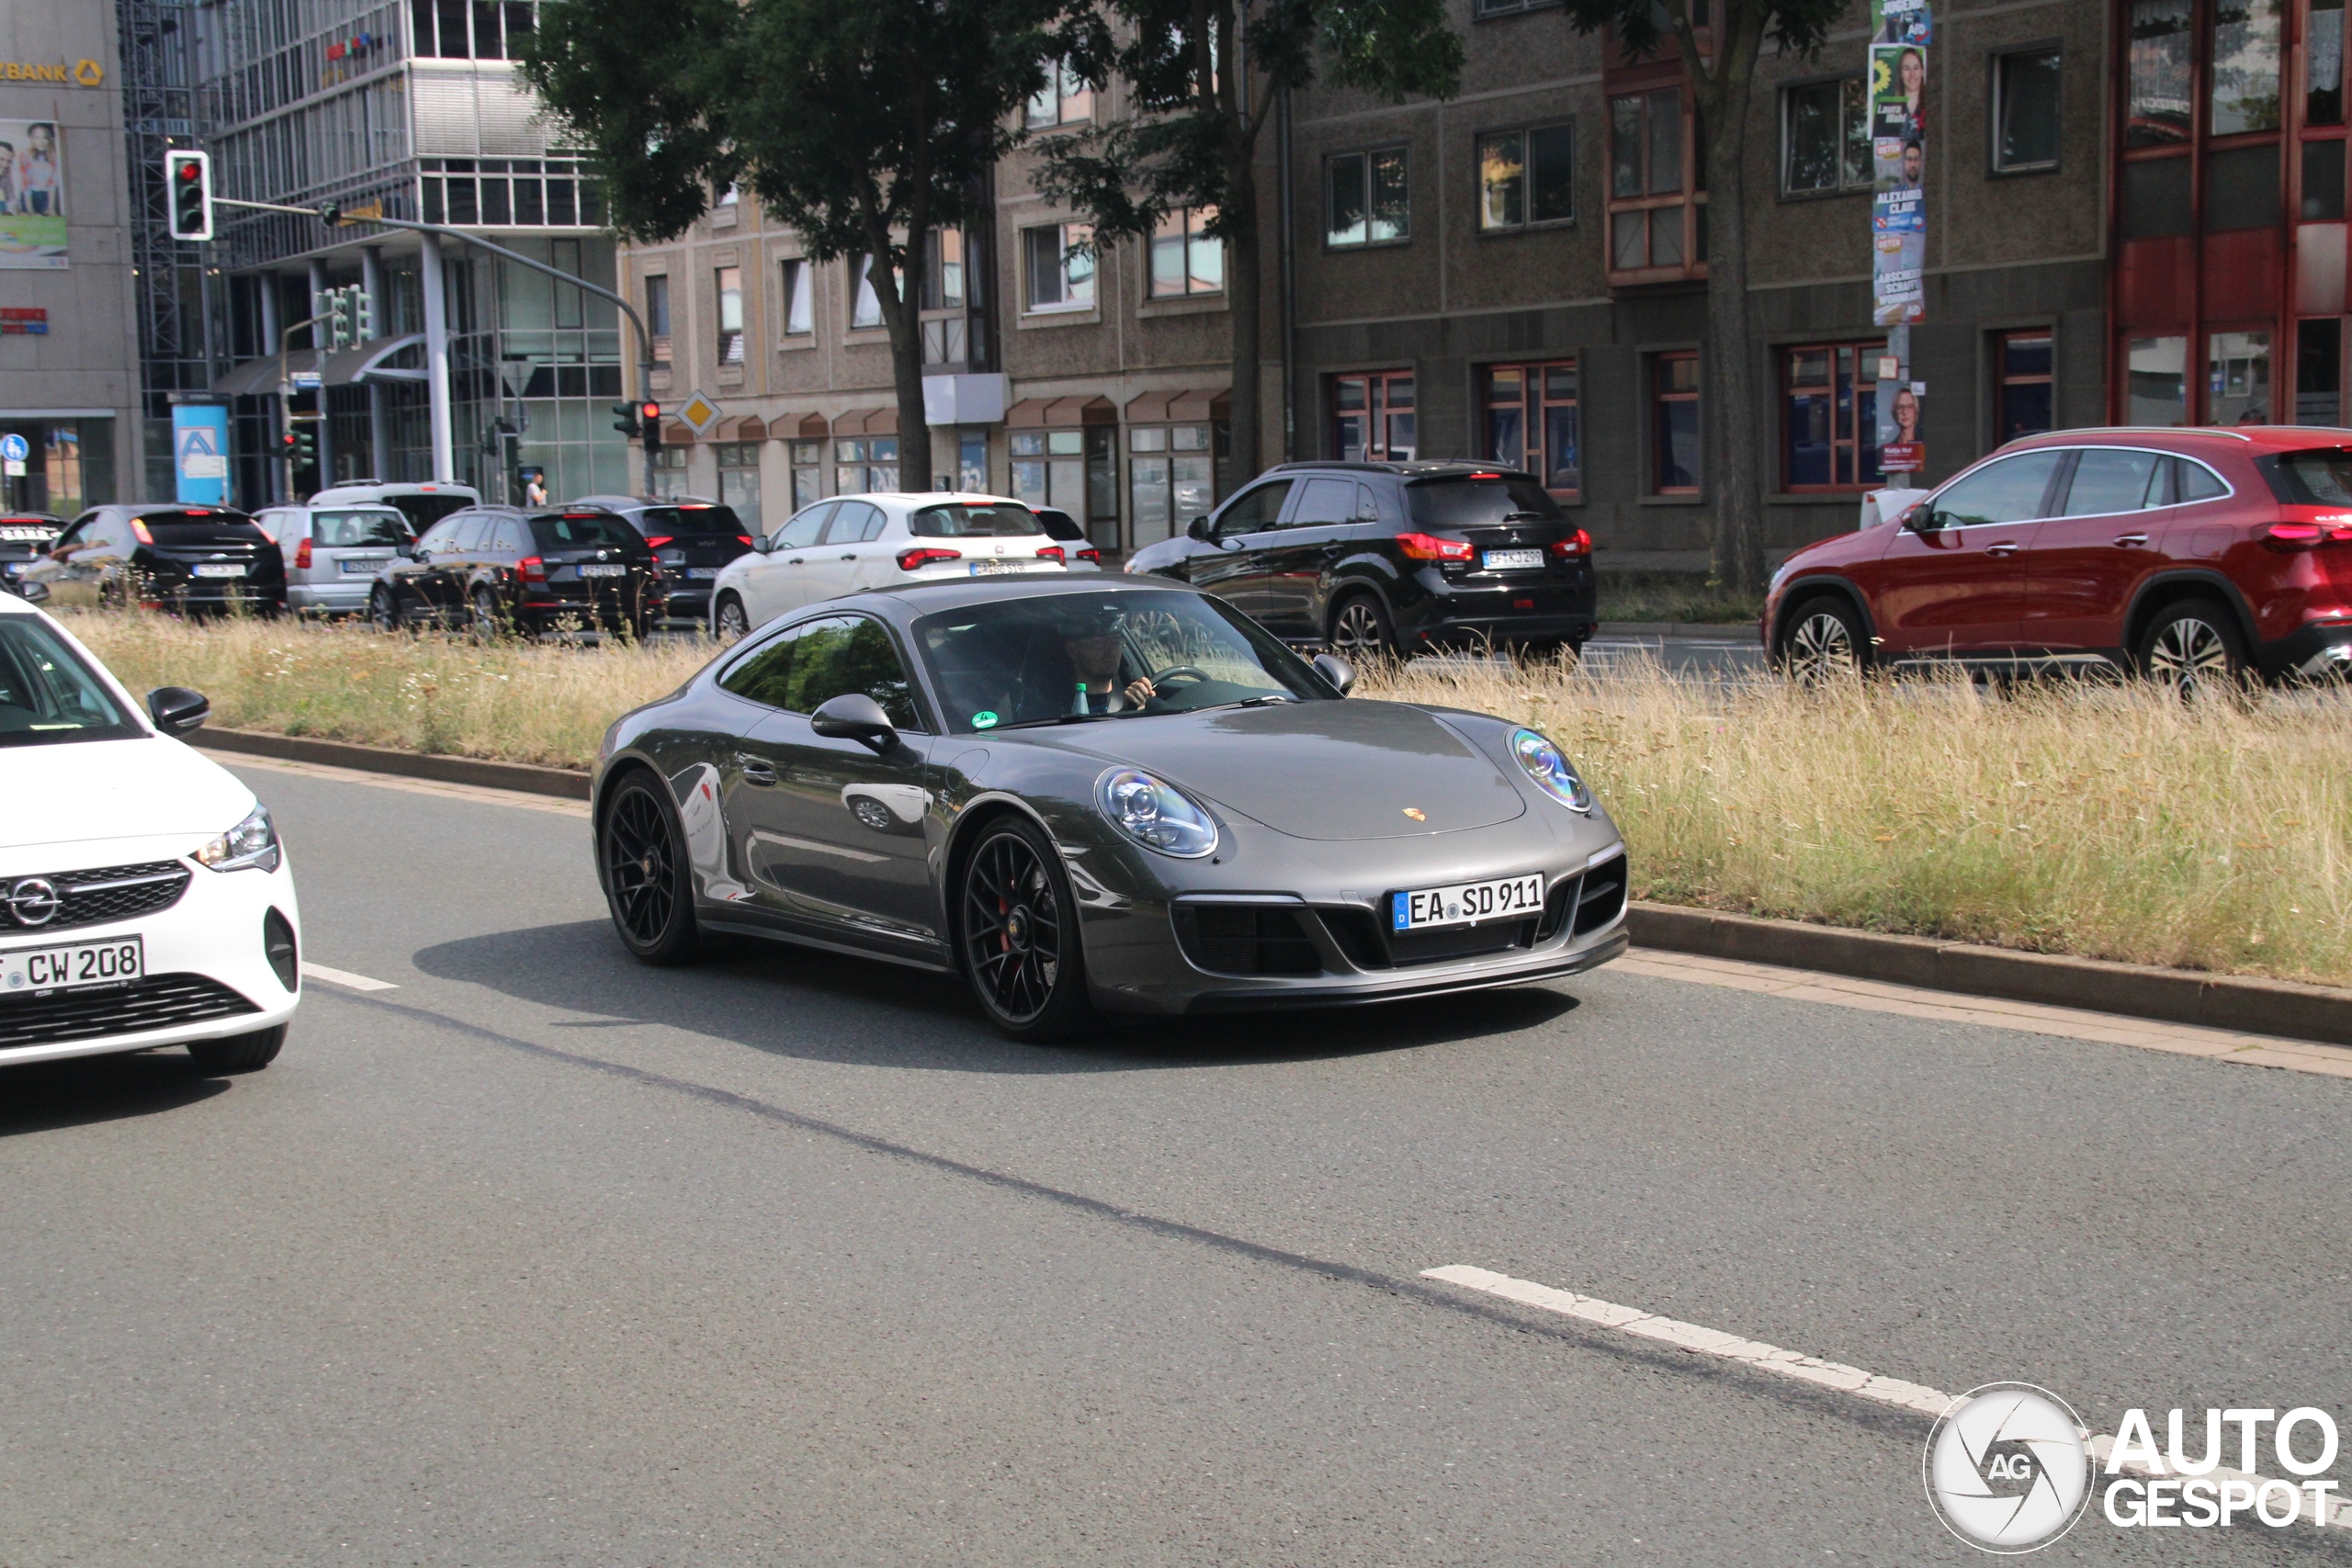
top-left (325, 289), bottom-right (353, 349)
top-left (611, 402), bottom-right (641, 438)
top-left (164, 150), bottom-right (212, 242)
top-left (640, 400), bottom-right (662, 454)
top-left (293, 424), bottom-right (316, 468)
top-left (353, 289), bottom-right (374, 340)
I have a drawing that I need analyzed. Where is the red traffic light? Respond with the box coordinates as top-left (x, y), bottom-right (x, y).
top-left (175, 161), bottom-right (201, 183)
top-left (639, 401), bottom-right (661, 422)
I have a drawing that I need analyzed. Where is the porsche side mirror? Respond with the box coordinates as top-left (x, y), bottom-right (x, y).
top-left (1312, 652), bottom-right (1356, 696)
top-left (810, 692), bottom-right (899, 751)
top-left (147, 685), bottom-right (209, 736)
top-left (1185, 515), bottom-right (1213, 542)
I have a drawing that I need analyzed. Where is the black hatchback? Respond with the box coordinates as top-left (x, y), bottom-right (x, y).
top-left (565, 494), bottom-right (754, 628)
top-left (1123, 461), bottom-right (1595, 657)
top-left (26, 503), bottom-right (287, 613)
top-left (369, 504), bottom-right (664, 636)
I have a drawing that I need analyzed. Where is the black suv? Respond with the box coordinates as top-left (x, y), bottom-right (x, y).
top-left (1123, 461), bottom-right (1595, 656)
top-left (0, 511), bottom-right (62, 597)
top-left (26, 504), bottom-right (287, 613)
top-left (566, 493), bottom-right (755, 628)
top-left (369, 504), bottom-right (663, 636)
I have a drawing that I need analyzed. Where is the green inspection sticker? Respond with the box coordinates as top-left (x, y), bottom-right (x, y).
top-left (972, 711), bottom-right (999, 729)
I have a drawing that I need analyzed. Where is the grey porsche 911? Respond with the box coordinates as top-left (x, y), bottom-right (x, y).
top-left (590, 575), bottom-right (1629, 1040)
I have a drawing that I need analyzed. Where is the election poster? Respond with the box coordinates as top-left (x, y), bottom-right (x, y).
top-left (1871, 0), bottom-right (1928, 468)
top-left (0, 120), bottom-right (66, 268)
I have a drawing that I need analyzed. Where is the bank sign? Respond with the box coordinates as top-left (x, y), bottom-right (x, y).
top-left (172, 405), bottom-right (231, 506)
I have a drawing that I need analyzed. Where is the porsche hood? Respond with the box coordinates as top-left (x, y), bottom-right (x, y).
top-left (1043, 700), bottom-right (1527, 840)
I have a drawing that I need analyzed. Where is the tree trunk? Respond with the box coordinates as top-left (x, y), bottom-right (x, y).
top-left (1225, 154), bottom-right (1262, 483)
top-left (876, 257), bottom-right (934, 493)
top-left (1702, 100), bottom-right (1764, 596)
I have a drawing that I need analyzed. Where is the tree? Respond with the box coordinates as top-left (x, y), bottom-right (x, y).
top-left (1558, 0), bottom-right (1843, 596)
top-left (1034, 0), bottom-right (1463, 482)
top-left (524, 0), bottom-right (1069, 490)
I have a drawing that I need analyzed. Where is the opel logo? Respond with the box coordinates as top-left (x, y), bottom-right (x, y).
top-left (6, 877), bottom-right (61, 927)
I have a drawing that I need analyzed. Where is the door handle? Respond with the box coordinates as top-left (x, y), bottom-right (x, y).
top-left (738, 755), bottom-right (779, 785)
top-left (2113, 533), bottom-right (2149, 547)
top-left (786, 556), bottom-right (805, 565)
top-left (838, 552), bottom-right (857, 560)
top-left (1984, 542), bottom-right (2020, 557)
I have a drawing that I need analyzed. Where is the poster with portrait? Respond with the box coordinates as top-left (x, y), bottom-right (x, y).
top-left (1871, 0), bottom-right (1928, 458)
top-left (0, 120), bottom-right (67, 268)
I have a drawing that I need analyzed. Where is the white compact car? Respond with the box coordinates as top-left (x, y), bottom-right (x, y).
top-left (708, 492), bottom-right (1077, 638)
top-left (0, 595), bottom-right (300, 1071)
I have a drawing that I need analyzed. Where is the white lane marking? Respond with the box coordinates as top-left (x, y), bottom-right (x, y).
top-left (305, 963), bottom-right (398, 992)
top-left (1426, 1265), bottom-right (2352, 1528)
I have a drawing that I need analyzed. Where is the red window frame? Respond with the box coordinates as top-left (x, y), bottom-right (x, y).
top-left (1781, 340), bottom-right (1886, 492)
top-left (1332, 370), bottom-right (1416, 461)
top-left (1653, 351), bottom-right (1702, 494)
top-left (1476, 360), bottom-right (1580, 497)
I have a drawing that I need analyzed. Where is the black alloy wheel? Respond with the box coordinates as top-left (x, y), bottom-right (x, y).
top-left (959, 818), bottom-right (1095, 1041)
top-left (368, 584), bottom-right (401, 632)
top-left (713, 594), bottom-right (751, 643)
top-left (469, 586), bottom-right (507, 640)
top-left (2136, 597), bottom-right (2250, 700)
top-left (1777, 595), bottom-right (1869, 685)
top-left (601, 773), bottom-right (701, 964)
top-left (1328, 592), bottom-right (1396, 659)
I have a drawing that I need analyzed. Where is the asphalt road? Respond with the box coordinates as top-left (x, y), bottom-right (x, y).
top-left (4, 763), bottom-right (2349, 1566)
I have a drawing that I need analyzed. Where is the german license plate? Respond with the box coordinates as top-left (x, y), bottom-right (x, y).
top-left (577, 563), bottom-right (628, 578)
top-left (1482, 548), bottom-right (1544, 571)
top-left (2, 934), bottom-right (143, 998)
top-left (1392, 873), bottom-right (1544, 931)
top-left (688, 567), bottom-right (720, 580)
top-left (191, 563), bottom-right (245, 578)
top-left (968, 558), bottom-right (1042, 576)
top-left (339, 557), bottom-right (387, 574)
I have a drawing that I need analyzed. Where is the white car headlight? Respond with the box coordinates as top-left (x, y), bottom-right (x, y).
top-left (194, 803), bottom-right (281, 873)
top-left (1095, 767), bottom-right (1218, 858)
top-left (1510, 728), bottom-right (1593, 813)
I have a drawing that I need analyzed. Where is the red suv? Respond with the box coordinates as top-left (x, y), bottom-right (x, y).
top-left (1763, 426), bottom-right (2352, 691)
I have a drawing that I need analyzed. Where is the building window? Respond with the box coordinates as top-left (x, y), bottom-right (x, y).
top-left (1010, 428), bottom-right (1084, 511)
top-left (712, 182), bottom-right (740, 226)
top-left (716, 441), bottom-right (762, 528)
top-left (716, 265), bottom-right (743, 364)
top-left (1327, 150), bottom-right (1409, 246)
top-left (1128, 423), bottom-right (1216, 549)
top-left (1992, 48), bottom-right (2062, 173)
top-left (2314, 0), bottom-right (2346, 123)
top-left (1477, 362), bottom-right (1579, 495)
top-left (958, 431), bottom-right (988, 492)
top-left (1023, 222), bottom-right (1095, 312)
top-left (411, 0), bottom-right (536, 58)
top-left (922, 228), bottom-right (972, 364)
top-left (2299, 318), bottom-right (2344, 423)
top-left (780, 259), bottom-right (813, 336)
top-left (2126, 335), bottom-right (2188, 425)
top-left (1331, 371), bottom-right (1414, 461)
top-left (1652, 351), bottom-right (1701, 493)
top-left (1149, 206), bottom-right (1224, 296)
top-left (1026, 62), bottom-right (1094, 128)
top-left (649, 444), bottom-right (689, 501)
top-left (790, 438), bottom-right (823, 509)
top-left (645, 274), bottom-right (671, 367)
top-left (849, 255), bottom-right (885, 330)
top-left (835, 435), bottom-right (899, 493)
top-left (1610, 87), bottom-right (1701, 276)
top-left (1996, 331), bottom-right (2054, 442)
top-left (1781, 77), bottom-right (1870, 194)
top-left (552, 238), bottom-right (583, 328)
top-left (2209, 330), bottom-right (2273, 423)
top-left (1781, 342), bottom-right (1884, 491)
top-left (1473, 0), bottom-right (1556, 17)
top-left (1476, 125), bottom-right (1574, 231)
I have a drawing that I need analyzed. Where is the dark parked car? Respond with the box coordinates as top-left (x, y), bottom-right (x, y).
top-left (24, 504), bottom-right (286, 613)
top-left (566, 493), bottom-right (755, 628)
top-left (1765, 425), bottom-right (2352, 692)
top-left (0, 511), bottom-right (62, 597)
top-left (1123, 460), bottom-right (1596, 656)
top-left (368, 504), bottom-right (663, 636)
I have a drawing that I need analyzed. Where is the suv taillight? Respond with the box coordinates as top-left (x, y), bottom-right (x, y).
top-left (1396, 531), bottom-right (1475, 563)
top-left (517, 554), bottom-right (548, 583)
top-left (294, 537), bottom-right (312, 569)
top-left (1549, 529), bottom-right (1592, 559)
top-left (2263, 520), bottom-right (2352, 549)
top-left (898, 547), bottom-right (961, 571)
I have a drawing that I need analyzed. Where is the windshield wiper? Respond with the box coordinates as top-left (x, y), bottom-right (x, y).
top-left (989, 714), bottom-right (1114, 730)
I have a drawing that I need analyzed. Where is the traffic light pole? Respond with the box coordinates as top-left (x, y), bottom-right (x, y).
top-left (278, 313), bottom-right (321, 502)
top-left (220, 198), bottom-right (662, 499)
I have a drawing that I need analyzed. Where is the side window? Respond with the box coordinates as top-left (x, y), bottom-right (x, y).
top-left (450, 515), bottom-right (491, 552)
top-left (1356, 483), bottom-right (1389, 522)
top-left (1216, 479), bottom-right (1295, 537)
top-left (417, 518), bottom-right (462, 550)
top-left (52, 518), bottom-right (90, 549)
top-left (2059, 449), bottom-right (2165, 515)
top-left (1928, 451), bottom-right (2064, 527)
top-left (2179, 459), bottom-right (2229, 502)
top-left (1290, 477), bottom-right (1360, 525)
top-left (822, 502), bottom-right (882, 545)
top-left (774, 502), bottom-right (835, 550)
top-left (718, 628), bottom-right (798, 708)
top-left (494, 520), bottom-right (530, 553)
top-left (789, 616), bottom-right (923, 729)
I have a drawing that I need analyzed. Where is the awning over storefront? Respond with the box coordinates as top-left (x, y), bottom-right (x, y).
top-left (796, 412), bottom-right (831, 439)
top-left (1125, 387), bottom-right (1231, 423)
top-left (710, 415), bottom-right (767, 441)
top-left (1011, 394), bottom-right (1118, 427)
top-left (209, 334), bottom-right (429, 398)
top-left (659, 418), bottom-right (695, 445)
top-left (832, 406), bottom-right (898, 435)
top-left (210, 350), bottom-right (318, 399)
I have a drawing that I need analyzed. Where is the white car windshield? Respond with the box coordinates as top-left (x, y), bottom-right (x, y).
top-left (0, 618), bottom-right (141, 748)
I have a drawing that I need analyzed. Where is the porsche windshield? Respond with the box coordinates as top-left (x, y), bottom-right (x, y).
top-left (914, 590), bottom-right (1332, 733)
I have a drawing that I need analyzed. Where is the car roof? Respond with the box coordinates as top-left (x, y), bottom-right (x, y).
top-left (1994, 424), bottom-right (2352, 457)
top-left (845, 491), bottom-right (1033, 509)
top-left (831, 571), bottom-right (1206, 620)
top-left (1262, 458), bottom-right (1536, 482)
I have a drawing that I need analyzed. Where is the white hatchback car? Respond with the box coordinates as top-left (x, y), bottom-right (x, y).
top-left (0, 595), bottom-right (300, 1071)
top-left (708, 492), bottom-right (1078, 638)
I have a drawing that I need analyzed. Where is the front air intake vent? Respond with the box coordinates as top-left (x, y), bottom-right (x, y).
top-left (1172, 904), bottom-right (1324, 976)
top-left (1573, 855), bottom-right (1627, 936)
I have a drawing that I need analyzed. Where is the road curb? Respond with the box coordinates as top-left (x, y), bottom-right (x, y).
top-left (1594, 621), bottom-right (1759, 640)
top-left (1627, 903), bottom-right (2352, 1048)
top-left (188, 726), bottom-right (593, 800)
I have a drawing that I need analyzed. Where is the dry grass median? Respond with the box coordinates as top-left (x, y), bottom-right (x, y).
top-left (61, 610), bottom-right (2352, 987)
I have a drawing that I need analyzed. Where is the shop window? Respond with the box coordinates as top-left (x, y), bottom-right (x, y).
top-left (1331, 371), bottom-right (1414, 461)
top-left (1026, 61), bottom-right (1093, 129)
top-left (1023, 223), bottom-right (1095, 312)
top-left (1150, 206), bottom-right (1224, 296)
top-left (1011, 429), bottom-right (1084, 512)
top-left (835, 436), bottom-right (899, 493)
top-left (716, 441), bottom-right (762, 529)
top-left (716, 265), bottom-right (742, 364)
top-left (1652, 351), bottom-right (1701, 494)
top-left (780, 259), bottom-right (813, 337)
top-left (645, 274), bottom-right (671, 367)
top-left (790, 438), bottom-right (823, 509)
top-left (1992, 48), bottom-right (2062, 173)
top-left (1476, 361), bottom-right (1579, 495)
top-left (958, 432), bottom-right (988, 493)
top-left (2209, 330), bottom-right (2273, 423)
top-left (1477, 126), bottom-right (1575, 230)
top-left (1609, 87), bottom-right (1702, 279)
top-left (2297, 318), bottom-right (2343, 423)
top-left (1328, 150), bottom-right (1409, 247)
top-left (1781, 342), bottom-right (1884, 490)
top-left (1781, 77), bottom-right (1870, 194)
top-left (1129, 423), bottom-right (1215, 548)
top-left (2126, 335), bottom-right (2189, 425)
top-left (1996, 331), bottom-right (2054, 442)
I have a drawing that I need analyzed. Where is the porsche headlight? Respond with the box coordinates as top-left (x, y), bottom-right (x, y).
top-left (1510, 728), bottom-right (1592, 813)
top-left (1095, 767), bottom-right (1218, 858)
top-left (194, 803), bottom-right (281, 873)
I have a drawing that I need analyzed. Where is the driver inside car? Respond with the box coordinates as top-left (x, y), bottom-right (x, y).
top-left (1064, 631), bottom-right (1157, 716)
